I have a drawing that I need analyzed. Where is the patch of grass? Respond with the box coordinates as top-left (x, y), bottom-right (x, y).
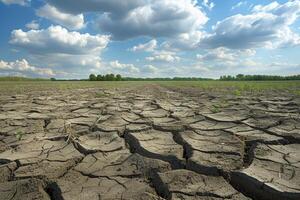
top-left (95, 92), bottom-right (109, 98)
top-left (219, 99), bottom-right (229, 107)
top-left (234, 89), bottom-right (242, 96)
top-left (15, 131), bottom-right (24, 141)
top-left (159, 81), bottom-right (300, 95)
top-left (293, 90), bottom-right (300, 96)
top-left (0, 81), bottom-right (147, 95)
top-left (210, 104), bottom-right (221, 113)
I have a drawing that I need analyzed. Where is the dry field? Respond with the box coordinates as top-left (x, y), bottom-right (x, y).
top-left (0, 81), bottom-right (300, 200)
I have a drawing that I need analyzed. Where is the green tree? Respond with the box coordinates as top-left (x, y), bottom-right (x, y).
top-left (236, 74), bottom-right (244, 80)
top-left (105, 73), bottom-right (115, 81)
top-left (116, 74), bottom-right (122, 81)
top-left (89, 74), bottom-right (97, 81)
top-left (97, 74), bottom-right (103, 81)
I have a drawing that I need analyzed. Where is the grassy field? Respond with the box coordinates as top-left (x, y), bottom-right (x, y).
top-left (159, 80), bottom-right (300, 95)
top-left (0, 80), bottom-right (300, 95)
top-left (0, 81), bottom-right (147, 94)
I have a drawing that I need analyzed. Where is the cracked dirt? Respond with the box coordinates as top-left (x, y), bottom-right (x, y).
top-left (0, 85), bottom-right (299, 200)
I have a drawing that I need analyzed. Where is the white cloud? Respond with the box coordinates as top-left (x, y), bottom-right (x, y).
top-left (47, 0), bottom-right (144, 15)
top-left (197, 47), bottom-right (256, 62)
top-left (9, 25), bottom-right (110, 78)
top-left (200, 1), bottom-right (300, 49)
top-left (90, 60), bottom-right (140, 76)
top-left (10, 25), bottom-right (110, 55)
top-left (202, 0), bottom-right (215, 11)
top-left (162, 31), bottom-right (205, 51)
top-left (252, 2), bottom-right (280, 13)
top-left (231, 1), bottom-right (247, 10)
top-left (90, 61), bottom-right (162, 77)
top-left (36, 4), bottom-right (85, 30)
top-left (27, 53), bottom-right (103, 78)
top-left (47, 0), bottom-right (208, 40)
top-left (141, 65), bottom-right (159, 74)
top-left (109, 60), bottom-right (140, 73)
top-left (0, 59), bottom-right (55, 76)
top-left (25, 20), bottom-right (39, 30)
top-left (0, 0), bottom-right (29, 6)
top-left (146, 51), bottom-right (180, 63)
top-left (0, 60), bottom-right (12, 70)
top-left (130, 39), bottom-right (157, 52)
top-left (197, 48), bottom-right (235, 62)
top-left (234, 61), bottom-right (300, 75)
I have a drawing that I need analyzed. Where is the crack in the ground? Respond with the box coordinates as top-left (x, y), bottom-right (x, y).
top-left (124, 132), bottom-right (185, 170)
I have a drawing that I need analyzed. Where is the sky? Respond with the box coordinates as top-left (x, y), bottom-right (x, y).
top-left (0, 0), bottom-right (300, 79)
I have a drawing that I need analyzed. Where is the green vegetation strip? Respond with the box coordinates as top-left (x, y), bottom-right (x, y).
top-left (0, 80), bottom-right (299, 96)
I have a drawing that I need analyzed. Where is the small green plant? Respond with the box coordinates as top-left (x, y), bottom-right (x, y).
top-left (210, 104), bottom-right (220, 113)
top-left (15, 131), bottom-right (23, 141)
top-left (95, 92), bottom-right (109, 98)
top-left (219, 99), bottom-right (229, 108)
top-left (233, 89), bottom-right (241, 96)
top-left (293, 90), bottom-right (300, 96)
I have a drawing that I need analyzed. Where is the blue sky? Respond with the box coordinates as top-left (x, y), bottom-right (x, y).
top-left (0, 0), bottom-right (300, 78)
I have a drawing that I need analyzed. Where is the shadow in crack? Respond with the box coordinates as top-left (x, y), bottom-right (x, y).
top-left (46, 182), bottom-right (64, 200)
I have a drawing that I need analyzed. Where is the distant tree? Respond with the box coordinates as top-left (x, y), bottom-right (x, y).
top-left (89, 74), bottom-right (97, 81)
top-left (97, 74), bottom-right (104, 81)
top-left (104, 74), bottom-right (109, 81)
top-left (105, 73), bottom-right (115, 81)
top-left (110, 73), bottom-right (115, 81)
top-left (219, 74), bottom-right (300, 81)
top-left (116, 74), bottom-right (122, 81)
top-left (88, 73), bottom-right (300, 82)
top-left (50, 78), bottom-right (56, 81)
top-left (236, 74), bottom-right (244, 80)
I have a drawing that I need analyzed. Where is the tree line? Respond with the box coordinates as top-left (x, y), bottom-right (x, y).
top-left (1, 74), bottom-right (299, 82)
top-left (89, 74), bottom-right (213, 81)
top-left (0, 76), bottom-right (48, 81)
top-left (89, 74), bottom-right (122, 81)
top-left (89, 73), bottom-right (300, 81)
top-left (220, 74), bottom-right (300, 81)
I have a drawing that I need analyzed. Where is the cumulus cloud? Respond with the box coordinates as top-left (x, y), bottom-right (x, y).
top-left (202, 0), bottom-right (215, 11)
top-left (229, 61), bottom-right (300, 76)
top-left (99, 0), bottom-right (207, 39)
top-left (90, 61), bottom-right (162, 77)
top-left (0, 59), bottom-right (55, 76)
top-left (200, 1), bottom-right (300, 49)
top-left (130, 39), bottom-right (157, 52)
top-left (36, 4), bottom-right (85, 30)
top-left (0, 0), bottom-right (30, 6)
top-left (90, 60), bottom-right (141, 77)
top-left (47, 0), bottom-right (144, 15)
top-left (231, 1), bottom-right (247, 10)
top-left (197, 48), bottom-right (235, 62)
top-left (25, 20), bottom-right (39, 30)
top-left (197, 48), bottom-right (256, 62)
top-left (141, 65), bottom-right (159, 74)
top-left (108, 60), bottom-right (140, 73)
top-left (9, 26), bottom-right (110, 78)
top-left (47, 0), bottom-right (208, 40)
top-left (162, 31), bottom-right (205, 50)
top-left (10, 25), bottom-right (110, 55)
top-left (146, 51), bottom-right (180, 63)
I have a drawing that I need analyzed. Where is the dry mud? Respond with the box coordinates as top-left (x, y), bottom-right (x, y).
top-left (0, 85), bottom-right (299, 200)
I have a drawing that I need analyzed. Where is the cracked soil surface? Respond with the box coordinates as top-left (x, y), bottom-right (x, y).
top-left (0, 85), bottom-right (299, 200)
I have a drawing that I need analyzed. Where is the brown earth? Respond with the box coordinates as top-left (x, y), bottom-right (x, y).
top-left (0, 85), bottom-right (299, 200)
